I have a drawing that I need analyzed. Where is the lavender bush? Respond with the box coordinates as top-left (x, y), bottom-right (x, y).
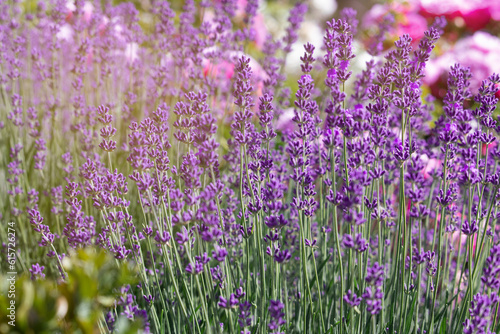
top-left (1, 1), bottom-right (500, 333)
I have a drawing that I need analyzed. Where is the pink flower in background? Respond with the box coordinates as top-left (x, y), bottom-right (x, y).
top-left (251, 14), bottom-right (267, 49)
top-left (202, 52), bottom-right (266, 82)
top-left (57, 1), bottom-right (97, 41)
top-left (57, 1), bottom-right (93, 41)
top-left (416, 0), bottom-right (500, 30)
top-left (398, 11), bottom-right (428, 42)
top-left (482, 142), bottom-right (497, 156)
top-left (421, 156), bottom-right (441, 180)
top-left (202, 52), bottom-right (267, 115)
top-left (275, 108), bottom-right (295, 132)
top-left (235, 0), bottom-right (267, 47)
top-left (424, 31), bottom-right (500, 91)
top-left (362, 2), bottom-right (427, 46)
top-left (65, 1), bottom-right (93, 24)
top-left (489, 0), bottom-right (500, 20)
top-left (417, 0), bottom-right (488, 30)
top-left (203, 60), bottom-right (235, 81)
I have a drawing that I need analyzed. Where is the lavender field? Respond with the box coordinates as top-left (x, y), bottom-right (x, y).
top-left (1, 0), bottom-right (500, 333)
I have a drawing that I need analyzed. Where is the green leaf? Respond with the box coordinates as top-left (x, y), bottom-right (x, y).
top-left (317, 255), bottom-right (331, 277)
top-left (439, 317), bottom-right (447, 334)
top-left (251, 317), bottom-right (260, 334)
top-left (404, 292), bottom-right (418, 334)
top-left (435, 292), bottom-right (459, 325)
top-left (309, 255), bottom-right (331, 291)
top-left (306, 303), bottom-right (312, 332)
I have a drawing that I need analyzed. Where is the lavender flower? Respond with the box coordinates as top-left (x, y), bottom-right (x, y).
top-left (29, 263), bottom-right (45, 280)
top-left (482, 244), bottom-right (500, 290)
top-left (463, 293), bottom-right (499, 334)
top-left (268, 299), bottom-right (286, 333)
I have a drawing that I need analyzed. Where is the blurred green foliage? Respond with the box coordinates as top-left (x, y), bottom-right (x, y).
top-left (0, 248), bottom-right (142, 334)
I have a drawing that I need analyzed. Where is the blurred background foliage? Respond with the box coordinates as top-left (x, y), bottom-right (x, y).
top-left (0, 249), bottom-right (142, 334)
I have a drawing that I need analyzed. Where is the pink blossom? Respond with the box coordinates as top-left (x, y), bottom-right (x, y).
top-left (203, 51), bottom-right (266, 82)
top-left (421, 156), bottom-right (441, 180)
top-left (416, 0), bottom-right (500, 30)
top-left (251, 14), bottom-right (267, 49)
top-left (362, 2), bottom-right (427, 45)
top-left (489, 0), bottom-right (500, 20)
top-left (482, 141), bottom-right (496, 156)
top-left (276, 108), bottom-right (295, 132)
top-left (397, 12), bottom-right (428, 42)
top-left (424, 32), bottom-right (500, 91)
top-left (203, 60), bottom-right (235, 81)
top-left (65, 1), bottom-right (94, 24)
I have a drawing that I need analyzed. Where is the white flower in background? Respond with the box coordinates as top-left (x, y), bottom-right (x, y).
top-left (284, 0), bottom-right (337, 74)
